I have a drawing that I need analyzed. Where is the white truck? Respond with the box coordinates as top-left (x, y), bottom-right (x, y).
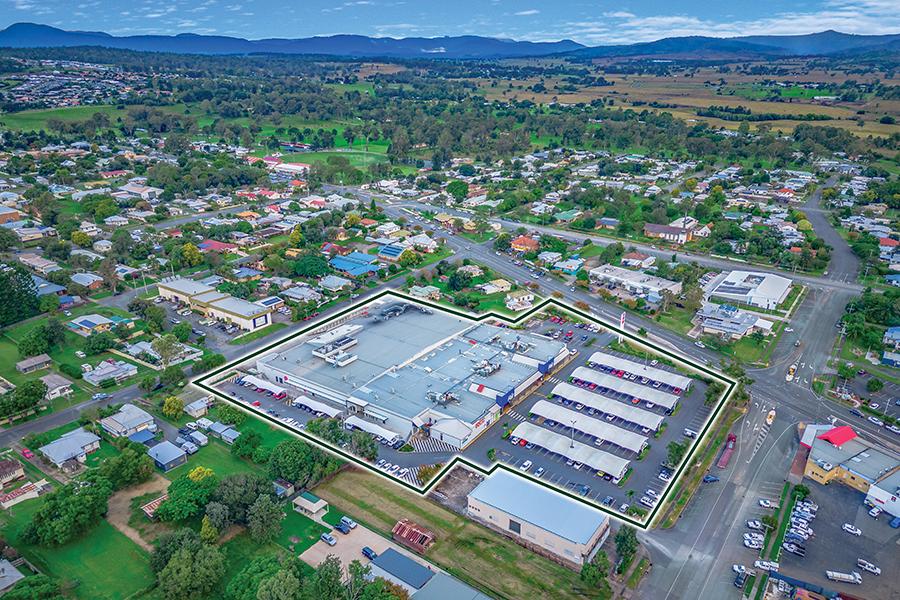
top-left (857, 559), bottom-right (881, 575)
top-left (753, 560), bottom-right (779, 573)
top-left (826, 571), bottom-right (863, 584)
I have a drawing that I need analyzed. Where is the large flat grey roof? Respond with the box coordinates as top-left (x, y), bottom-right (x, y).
top-left (468, 469), bottom-right (609, 545)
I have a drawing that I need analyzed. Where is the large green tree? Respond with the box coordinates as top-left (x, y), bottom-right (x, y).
top-left (158, 545), bottom-right (226, 600)
top-left (247, 493), bottom-right (283, 543)
top-left (20, 471), bottom-right (113, 546)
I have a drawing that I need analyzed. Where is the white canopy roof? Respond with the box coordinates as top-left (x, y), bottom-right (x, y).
top-left (588, 352), bottom-right (692, 390)
top-left (295, 395), bottom-right (343, 418)
top-left (571, 367), bottom-right (679, 410)
top-left (550, 383), bottom-right (664, 431)
top-left (345, 415), bottom-right (401, 441)
top-left (511, 422), bottom-right (630, 479)
top-left (529, 400), bottom-right (647, 454)
top-left (242, 374), bottom-right (285, 396)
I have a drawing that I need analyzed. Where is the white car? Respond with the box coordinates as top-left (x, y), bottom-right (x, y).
top-left (519, 460), bottom-right (533, 472)
top-left (694, 341), bottom-right (704, 348)
top-left (744, 540), bottom-right (763, 549)
top-left (645, 489), bottom-right (660, 500)
top-left (758, 499), bottom-right (773, 508)
top-left (868, 506), bottom-right (882, 518)
top-left (733, 565), bottom-right (747, 574)
top-left (658, 471), bottom-right (671, 482)
top-left (753, 561), bottom-right (779, 573)
top-left (843, 523), bottom-right (862, 536)
top-left (534, 467), bottom-right (545, 478)
top-left (747, 520), bottom-right (763, 530)
top-left (868, 416), bottom-right (884, 427)
top-left (784, 327), bottom-right (794, 332)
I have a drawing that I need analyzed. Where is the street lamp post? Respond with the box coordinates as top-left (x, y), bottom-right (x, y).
top-left (570, 419), bottom-right (577, 449)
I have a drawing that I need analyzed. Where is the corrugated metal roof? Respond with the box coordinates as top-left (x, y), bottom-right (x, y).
top-left (468, 469), bottom-right (608, 545)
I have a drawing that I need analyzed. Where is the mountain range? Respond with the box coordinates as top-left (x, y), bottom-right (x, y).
top-left (1, 23), bottom-right (900, 60)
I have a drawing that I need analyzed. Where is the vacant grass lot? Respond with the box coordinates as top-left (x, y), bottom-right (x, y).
top-left (1, 498), bottom-right (155, 600)
top-left (314, 469), bottom-right (598, 600)
top-left (274, 508), bottom-right (330, 554)
top-left (163, 439), bottom-right (261, 481)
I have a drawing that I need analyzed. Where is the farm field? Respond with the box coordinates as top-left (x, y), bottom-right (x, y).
top-left (314, 468), bottom-right (599, 600)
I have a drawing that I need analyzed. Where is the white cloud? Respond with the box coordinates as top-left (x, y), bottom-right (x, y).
top-left (515, 9), bottom-right (539, 15)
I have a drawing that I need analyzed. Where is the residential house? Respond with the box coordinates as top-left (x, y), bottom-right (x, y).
top-left (621, 252), bottom-right (655, 269)
top-left (39, 373), bottom-right (73, 401)
top-left (71, 272), bottom-right (104, 290)
top-left (884, 327), bottom-right (900, 350)
top-left (554, 209), bottom-right (583, 223)
top-left (26, 275), bottom-right (66, 297)
top-left (93, 239), bottom-right (112, 253)
top-left (148, 441), bottom-right (187, 472)
top-left (15, 226), bottom-right (56, 243)
top-left (643, 224), bottom-right (692, 245)
top-left (378, 245), bottom-right (405, 262)
top-left (511, 236), bottom-right (539, 253)
top-left (0, 459), bottom-right (25, 486)
top-left (0, 559), bottom-right (25, 594)
top-left (0, 206), bottom-right (21, 224)
top-left (100, 404), bottom-right (155, 438)
top-left (407, 233), bottom-right (438, 253)
top-left (38, 427), bottom-right (101, 467)
top-left (598, 217), bottom-right (619, 230)
top-left (15, 354), bottom-right (51, 374)
top-left (320, 275), bottom-right (351, 292)
top-left (103, 215), bottom-right (130, 227)
top-left (79, 221), bottom-right (102, 236)
top-left (320, 242), bottom-right (352, 257)
top-left (68, 314), bottom-right (114, 334)
top-left (232, 267), bottom-right (262, 282)
top-left (374, 222), bottom-right (401, 237)
top-left (408, 285), bottom-right (441, 300)
top-left (329, 252), bottom-right (378, 278)
top-left (282, 286), bottom-right (323, 303)
top-left (505, 290), bottom-right (534, 312)
top-left (184, 398), bottom-right (210, 418)
top-left (481, 279), bottom-right (512, 294)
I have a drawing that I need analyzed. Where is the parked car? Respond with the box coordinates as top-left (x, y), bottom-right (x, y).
top-left (321, 533), bottom-right (337, 546)
top-left (703, 475), bottom-right (720, 483)
top-left (21, 449), bottom-right (34, 459)
top-left (842, 523), bottom-right (862, 536)
top-left (333, 523), bottom-right (351, 535)
top-left (362, 546), bottom-right (377, 560)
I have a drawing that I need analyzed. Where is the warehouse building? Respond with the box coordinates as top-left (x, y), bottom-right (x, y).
top-left (467, 469), bottom-right (610, 568)
top-left (255, 299), bottom-right (568, 449)
top-left (707, 270), bottom-right (792, 310)
top-left (157, 276), bottom-right (273, 331)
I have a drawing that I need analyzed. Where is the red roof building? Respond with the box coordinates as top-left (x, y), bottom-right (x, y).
top-left (817, 426), bottom-right (857, 447)
top-left (198, 239), bottom-right (238, 253)
top-left (879, 237), bottom-right (898, 247)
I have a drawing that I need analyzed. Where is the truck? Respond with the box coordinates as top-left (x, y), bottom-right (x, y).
top-left (826, 571), bottom-right (862, 584)
top-left (717, 434), bottom-right (737, 468)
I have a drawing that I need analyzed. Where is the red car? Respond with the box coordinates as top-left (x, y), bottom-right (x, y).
top-left (518, 439), bottom-right (527, 446)
top-left (21, 449), bottom-right (34, 459)
top-left (252, 400), bottom-right (261, 407)
top-left (550, 316), bottom-right (559, 323)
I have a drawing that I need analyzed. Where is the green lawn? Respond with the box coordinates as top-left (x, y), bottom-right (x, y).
top-left (274, 508), bottom-right (330, 553)
top-left (164, 439), bottom-right (260, 481)
top-left (0, 499), bottom-right (155, 600)
top-left (229, 322), bottom-right (288, 345)
top-left (656, 307), bottom-right (696, 335)
top-left (730, 337), bottom-right (766, 363)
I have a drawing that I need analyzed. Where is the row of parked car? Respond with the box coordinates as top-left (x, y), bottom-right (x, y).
top-left (585, 361), bottom-right (681, 394)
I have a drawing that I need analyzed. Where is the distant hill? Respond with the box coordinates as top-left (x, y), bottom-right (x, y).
top-left (561, 30), bottom-right (900, 60)
top-left (0, 23), bottom-right (585, 59)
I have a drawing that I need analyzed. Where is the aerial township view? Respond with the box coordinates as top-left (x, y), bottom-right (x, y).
top-left (1, 3), bottom-right (900, 600)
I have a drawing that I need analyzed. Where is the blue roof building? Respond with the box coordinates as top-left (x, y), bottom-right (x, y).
top-left (378, 244), bottom-right (405, 262)
top-left (329, 251), bottom-right (378, 277)
top-left (148, 441), bottom-right (187, 472)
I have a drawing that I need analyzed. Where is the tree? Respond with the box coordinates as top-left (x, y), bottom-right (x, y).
top-left (181, 243), bottom-right (203, 268)
top-left (204, 501), bottom-right (231, 531)
top-left (307, 555), bottom-right (343, 600)
top-left (83, 331), bottom-right (113, 355)
top-left (256, 569), bottom-right (301, 600)
top-left (200, 515), bottom-right (219, 544)
top-left (446, 180), bottom-right (469, 201)
top-left (4, 379), bottom-right (48, 417)
top-left (3, 574), bottom-right (64, 600)
top-left (139, 374), bottom-right (158, 394)
top-left (152, 335), bottom-right (182, 370)
top-left (614, 525), bottom-right (639, 566)
top-left (97, 257), bottom-right (118, 291)
top-left (749, 329), bottom-right (766, 347)
top-left (158, 545), bottom-right (226, 600)
top-left (101, 446), bottom-right (155, 490)
top-left (156, 469), bottom-right (218, 522)
top-left (231, 429), bottom-right (262, 459)
top-left (793, 484), bottom-right (811, 501)
top-left (267, 439), bottom-right (341, 489)
top-left (172, 320), bottom-right (192, 343)
top-left (114, 321), bottom-right (132, 341)
top-left (288, 226), bottom-right (304, 248)
top-left (867, 378), bottom-right (884, 392)
top-left (71, 230), bottom-right (92, 247)
top-left (218, 404), bottom-right (247, 426)
top-left (150, 529), bottom-right (202, 574)
top-left (399, 249), bottom-right (423, 267)
top-left (39, 294), bottom-right (60, 314)
top-left (837, 363), bottom-right (857, 381)
top-left (163, 396), bottom-right (184, 420)
top-left (580, 550), bottom-right (610, 589)
top-left (761, 514), bottom-right (779, 531)
top-left (20, 471), bottom-right (113, 547)
top-left (18, 326), bottom-right (50, 357)
top-left (247, 493), bottom-right (283, 544)
top-left (215, 472), bottom-right (276, 524)
top-left (349, 430), bottom-right (378, 461)
top-left (666, 440), bottom-right (687, 467)
top-left (493, 233), bottom-right (511, 252)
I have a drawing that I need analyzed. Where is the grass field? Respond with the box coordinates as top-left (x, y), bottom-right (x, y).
top-left (1, 498), bottom-right (155, 600)
top-left (166, 439), bottom-right (261, 481)
top-left (229, 322), bottom-right (287, 345)
top-left (314, 469), bottom-right (597, 600)
top-left (274, 508), bottom-right (330, 553)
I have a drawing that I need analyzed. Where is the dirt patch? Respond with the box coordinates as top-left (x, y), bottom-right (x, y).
top-left (106, 473), bottom-right (171, 551)
top-left (217, 523), bottom-right (245, 545)
top-left (429, 465), bottom-right (483, 514)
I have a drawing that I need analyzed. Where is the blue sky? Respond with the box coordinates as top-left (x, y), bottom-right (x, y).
top-left (3, 0), bottom-right (900, 45)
